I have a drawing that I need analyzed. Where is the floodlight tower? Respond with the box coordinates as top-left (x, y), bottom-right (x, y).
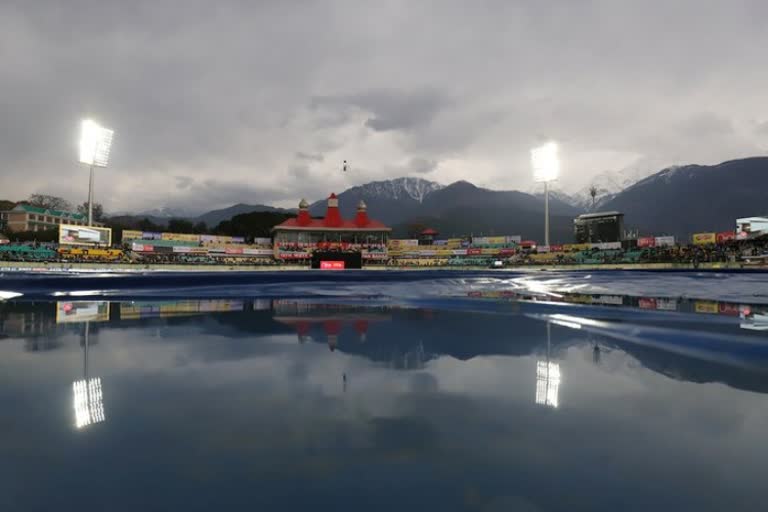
top-left (535, 321), bottom-right (561, 408)
top-left (73, 321), bottom-right (105, 428)
top-left (78, 120), bottom-right (114, 226)
top-left (531, 142), bottom-right (560, 246)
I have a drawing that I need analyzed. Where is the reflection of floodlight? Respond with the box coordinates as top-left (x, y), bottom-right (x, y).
top-left (78, 119), bottom-right (114, 226)
top-left (531, 142), bottom-right (560, 246)
top-left (536, 360), bottom-right (561, 408)
top-left (79, 120), bottom-right (114, 167)
top-left (73, 378), bottom-right (105, 428)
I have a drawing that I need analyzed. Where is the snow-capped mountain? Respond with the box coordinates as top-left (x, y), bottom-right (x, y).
top-left (530, 165), bottom-right (657, 210)
top-left (345, 177), bottom-right (444, 203)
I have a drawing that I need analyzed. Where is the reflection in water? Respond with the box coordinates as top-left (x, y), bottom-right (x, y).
top-left (2, 296), bottom-right (768, 510)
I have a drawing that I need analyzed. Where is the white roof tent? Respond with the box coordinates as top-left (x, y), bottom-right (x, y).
top-left (736, 217), bottom-right (768, 238)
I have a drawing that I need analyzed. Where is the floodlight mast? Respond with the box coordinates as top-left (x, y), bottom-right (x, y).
top-left (79, 120), bottom-right (114, 226)
top-left (531, 142), bottom-right (560, 246)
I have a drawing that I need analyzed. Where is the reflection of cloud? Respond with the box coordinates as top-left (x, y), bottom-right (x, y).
top-left (409, 372), bottom-right (438, 393)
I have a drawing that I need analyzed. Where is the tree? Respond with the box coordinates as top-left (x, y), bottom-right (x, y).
top-left (589, 186), bottom-right (598, 209)
top-left (214, 211), bottom-right (294, 238)
top-left (77, 202), bottom-right (105, 222)
top-left (137, 218), bottom-right (162, 232)
top-left (193, 221), bottom-right (208, 234)
top-left (27, 194), bottom-right (72, 211)
top-left (167, 218), bottom-right (195, 233)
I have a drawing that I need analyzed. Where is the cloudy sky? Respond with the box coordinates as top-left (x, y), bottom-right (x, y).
top-left (2, 0), bottom-right (767, 213)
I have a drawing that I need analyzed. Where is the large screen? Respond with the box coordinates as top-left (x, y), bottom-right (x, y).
top-left (56, 301), bottom-right (110, 323)
top-left (59, 224), bottom-right (112, 246)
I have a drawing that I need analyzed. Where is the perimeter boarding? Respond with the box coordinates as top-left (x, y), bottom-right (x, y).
top-left (1, 230), bottom-right (766, 268)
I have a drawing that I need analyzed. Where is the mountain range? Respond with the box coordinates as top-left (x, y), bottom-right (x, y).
top-left (101, 156), bottom-right (768, 243)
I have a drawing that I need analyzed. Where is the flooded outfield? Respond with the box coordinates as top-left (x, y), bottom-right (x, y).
top-left (2, 270), bottom-right (767, 511)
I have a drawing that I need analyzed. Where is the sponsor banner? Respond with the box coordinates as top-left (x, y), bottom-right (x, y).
top-left (480, 248), bottom-right (498, 255)
top-left (596, 242), bottom-right (622, 250)
top-left (225, 247), bottom-right (244, 255)
top-left (452, 249), bottom-right (468, 256)
top-left (638, 298), bottom-right (657, 310)
top-left (389, 239), bottom-right (419, 248)
top-left (59, 224), bottom-right (112, 247)
top-left (209, 247), bottom-right (226, 254)
top-left (538, 245), bottom-right (551, 253)
top-left (131, 243), bottom-right (145, 252)
top-left (419, 250), bottom-right (437, 256)
top-left (487, 236), bottom-right (507, 245)
top-left (56, 301), bottom-right (110, 323)
top-left (467, 248), bottom-right (483, 256)
top-left (363, 253), bottom-right (388, 260)
top-left (172, 246), bottom-right (192, 253)
top-left (122, 230), bottom-right (143, 241)
top-left (472, 237), bottom-right (489, 245)
top-left (716, 231), bottom-right (736, 243)
top-left (231, 237), bottom-right (245, 243)
top-left (320, 261), bottom-right (345, 270)
top-left (593, 295), bottom-right (624, 305)
top-left (253, 237), bottom-right (272, 246)
top-left (695, 300), bottom-right (719, 314)
top-left (142, 231), bottom-right (163, 240)
top-left (436, 249), bottom-right (453, 256)
top-left (655, 298), bottom-right (678, 311)
top-left (242, 248), bottom-right (273, 256)
top-left (279, 252), bottom-right (311, 259)
top-left (637, 237), bottom-right (656, 248)
top-left (161, 233), bottom-right (200, 242)
top-left (549, 244), bottom-right (564, 252)
top-left (718, 302), bottom-right (740, 317)
top-left (570, 243), bottom-right (592, 251)
top-left (154, 245), bottom-right (173, 254)
top-left (499, 248), bottom-right (516, 256)
top-left (433, 240), bottom-right (448, 246)
top-left (693, 232), bottom-right (716, 245)
top-left (506, 235), bottom-right (522, 244)
top-left (654, 236), bottom-right (675, 247)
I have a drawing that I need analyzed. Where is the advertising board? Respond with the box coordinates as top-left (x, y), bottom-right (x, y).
top-left (59, 224), bottom-right (112, 246)
top-left (637, 237), bottom-right (655, 248)
top-left (693, 233), bottom-right (716, 245)
top-left (121, 230), bottom-right (143, 241)
top-left (56, 301), bottom-right (110, 323)
top-left (654, 236), bottom-right (675, 247)
top-left (716, 231), bottom-right (736, 243)
top-left (320, 261), bottom-right (345, 270)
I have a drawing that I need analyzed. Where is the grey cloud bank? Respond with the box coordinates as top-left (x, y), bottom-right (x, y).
top-left (1, 0), bottom-right (766, 212)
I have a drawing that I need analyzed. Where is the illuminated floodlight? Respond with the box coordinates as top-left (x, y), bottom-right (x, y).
top-left (79, 119), bottom-right (114, 168)
top-left (531, 142), bottom-right (560, 183)
top-left (73, 378), bottom-right (105, 428)
top-left (535, 360), bottom-right (561, 408)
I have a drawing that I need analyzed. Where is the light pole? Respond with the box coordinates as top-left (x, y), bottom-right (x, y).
top-left (78, 120), bottom-right (114, 226)
top-left (531, 142), bottom-right (560, 246)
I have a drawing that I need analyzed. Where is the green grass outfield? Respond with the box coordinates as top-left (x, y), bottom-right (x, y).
top-left (1, 261), bottom-right (764, 272)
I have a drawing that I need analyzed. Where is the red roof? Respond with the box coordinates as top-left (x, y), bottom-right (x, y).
top-left (274, 193), bottom-right (391, 232)
top-left (275, 217), bottom-right (390, 231)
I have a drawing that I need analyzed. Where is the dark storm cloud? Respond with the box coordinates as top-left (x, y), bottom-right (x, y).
top-left (1, 0), bottom-right (767, 210)
top-left (295, 152), bottom-right (324, 162)
top-left (408, 157), bottom-right (438, 174)
top-left (174, 176), bottom-right (194, 190)
top-left (312, 89), bottom-right (450, 132)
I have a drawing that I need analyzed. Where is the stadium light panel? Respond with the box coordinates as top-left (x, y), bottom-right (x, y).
top-left (531, 142), bottom-right (560, 183)
top-left (535, 360), bottom-right (561, 408)
top-left (73, 377), bottom-right (105, 428)
top-left (79, 119), bottom-right (114, 168)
